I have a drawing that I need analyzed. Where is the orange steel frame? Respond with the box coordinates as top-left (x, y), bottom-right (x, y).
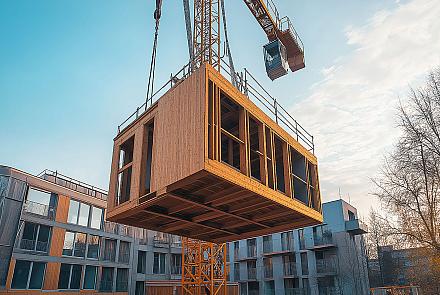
top-left (184, 1), bottom-right (223, 293)
top-left (181, 237), bottom-right (228, 295)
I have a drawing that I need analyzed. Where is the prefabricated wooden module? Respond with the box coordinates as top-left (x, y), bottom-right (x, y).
top-left (107, 63), bottom-right (322, 243)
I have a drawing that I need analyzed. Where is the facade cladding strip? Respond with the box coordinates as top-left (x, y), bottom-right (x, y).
top-left (0, 165), bottom-right (369, 295)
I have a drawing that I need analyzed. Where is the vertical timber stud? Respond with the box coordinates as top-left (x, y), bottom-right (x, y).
top-left (182, 237), bottom-right (227, 295)
top-left (305, 161), bottom-right (311, 208)
top-left (260, 124), bottom-right (268, 185)
top-left (283, 141), bottom-right (292, 197)
top-left (239, 109), bottom-right (249, 175)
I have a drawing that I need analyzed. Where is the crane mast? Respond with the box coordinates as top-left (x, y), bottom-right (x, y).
top-left (193, 0), bottom-right (221, 71)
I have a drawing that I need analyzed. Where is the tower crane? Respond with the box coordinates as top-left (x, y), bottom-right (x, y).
top-left (143, 1), bottom-right (306, 294)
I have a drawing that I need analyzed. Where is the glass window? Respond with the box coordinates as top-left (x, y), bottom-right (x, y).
top-left (90, 207), bottom-right (103, 229)
top-left (153, 252), bottom-right (166, 274)
top-left (103, 239), bottom-right (116, 262)
top-left (73, 233), bottom-right (86, 257)
top-left (171, 254), bottom-right (182, 275)
top-left (87, 235), bottom-right (100, 259)
top-left (137, 251), bottom-right (146, 274)
top-left (27, 188), bottom-right (51, 206)
top-left (62, 231), bottom-right (75, 256)
top-left (78, 203), bottom-right (90, 226)
top-left (28, 262), bottom-right (45, 289)
top-left (58, 264), bottom-right (82, 290)
top-left (100, 267), bottom-right (114, 292)
top-left (70, 264), bottom-right (82, 289)
top-left (21, 222), bottom-right (37, 250)
top-left (11, 260), bottom-right (31, 289)
top-left (36, 225), bottom-right (50, 252)
top-left (58, 264), bottom-right (71, 289)
top-left (116, 268), bottom-right (129, 292)
top-left (67, 200), bottom-right (79, 224)
top-left (83, 266), bottom-right (97, 290)
top-left (118, 241), bottom-right (130, 264)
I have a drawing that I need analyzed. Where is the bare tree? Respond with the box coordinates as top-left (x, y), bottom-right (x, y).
top-left (373, 69), bottom-right (440, 254)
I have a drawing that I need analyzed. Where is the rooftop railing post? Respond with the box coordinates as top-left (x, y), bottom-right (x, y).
top-left (274, 100), bottom-right (279, 124)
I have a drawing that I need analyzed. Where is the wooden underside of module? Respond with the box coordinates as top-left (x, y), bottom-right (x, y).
top-left (108, 168), bottom-right (322, 243)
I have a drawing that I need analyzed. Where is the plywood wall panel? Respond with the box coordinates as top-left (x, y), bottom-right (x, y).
top-left (152, 66), bottom-right (206, 192)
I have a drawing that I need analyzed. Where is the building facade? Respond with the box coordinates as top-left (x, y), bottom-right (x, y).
top-left (0, 166), bottom-right (183, 295)
top-left (227, 199), bottom-right (370, 295)
top-left (0, 165), bottom-right (369, 295)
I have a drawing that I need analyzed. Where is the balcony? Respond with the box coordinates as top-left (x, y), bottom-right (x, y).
top-left (247, 245), bottom-right (257, 258)
top-left (313, 232), bottom-right (335, 249)
top-left (316, 258), bottom-right (338, 274)
top-left (103, 221), bottom-right (119, 234)
top-left (23, 200), bottom-right (55, 219)
top-left (19, 239), bottom-right (49, 253)
top-left (345, 219), bottom-right (368, 235)
top-left (283, 262), bottom-right (297, 277)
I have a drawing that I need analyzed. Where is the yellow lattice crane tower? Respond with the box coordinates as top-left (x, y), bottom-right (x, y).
top-left (107, 1), bottom-right (317, 295)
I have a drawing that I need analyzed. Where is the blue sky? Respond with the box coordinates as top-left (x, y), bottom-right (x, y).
top-left (2, 0), bottom-right (439, 218)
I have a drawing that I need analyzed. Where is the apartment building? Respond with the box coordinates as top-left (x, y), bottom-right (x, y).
top-left (227, 199), bottom-right (370, 295)
top-left (0, 166), bottom-right (183, 295)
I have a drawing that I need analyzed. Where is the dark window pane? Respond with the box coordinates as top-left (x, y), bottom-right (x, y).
top-left (28, 262), bottom-right (45, 289)
top-left (11, 260), bottom-right (31, 289)
top-left (100, 267), bottom-right (113, 292)
top-left (83, 266), bottom-right (97, 290)
top-left (36, 225), bottom-right (50, 252)
top-left (73, 233), bottom-right (86, 257)
top-left (116, 268), bottom-right (129, 291)
top-left (87, 235), bottom-right (100, 259)
top-left (103, 239), bottom-right (116, 262)
top-left (137, 251), bottom-right (146, 274)
top-left (58, 264), bottom-right (71, 289)
top-left (118, 241), bottom-right (130, 264)
top-left (69, 264), bottom-right (81, 289)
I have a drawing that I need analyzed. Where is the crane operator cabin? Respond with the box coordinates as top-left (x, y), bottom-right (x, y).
top-left (106, 0), bottom-right (322, 244)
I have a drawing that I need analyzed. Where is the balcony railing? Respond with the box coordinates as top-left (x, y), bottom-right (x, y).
top-left (281, 241), bottom-right (294, 252)
top-left (103, 221), bottom-right (119, 234)
top-left (313, 232), bottom-right (333, 247)
top-left (38, 169), bottom-right (108, 201)
top-left (345, 219), bottom-right (368, 235)
top-left (316, 258), bottom-right (337, 274)
top-left (284, 262), bottom-right (297, 276)
top-left (23, 200), bottom-right (55, 219)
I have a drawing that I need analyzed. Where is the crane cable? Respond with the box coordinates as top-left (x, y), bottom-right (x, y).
top-left (183, 0), bottom-right (194, 71)
top-left (145, 0), bottom-right (163, 110)
top-left (220, 0), bottom-right (237, 87)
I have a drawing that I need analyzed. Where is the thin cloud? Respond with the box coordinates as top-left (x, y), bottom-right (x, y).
top-left (291, 0), bottom-right (440, 216)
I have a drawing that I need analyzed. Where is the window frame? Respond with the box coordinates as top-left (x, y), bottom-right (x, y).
top-left (11, 260), bottom-right (47, 290)
top-left (58, 263), bottom-right (83, 290)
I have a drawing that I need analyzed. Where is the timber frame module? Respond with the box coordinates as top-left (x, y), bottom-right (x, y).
top-left (107, 63), bottom-right (322, 294)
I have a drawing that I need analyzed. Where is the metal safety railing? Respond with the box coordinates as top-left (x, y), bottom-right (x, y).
top-left (118, 57), bottom-right (314, 153)
top-left (279, 16), bottom-right (304, 52)
top-left (38, 169), bottom-right (108, 200)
